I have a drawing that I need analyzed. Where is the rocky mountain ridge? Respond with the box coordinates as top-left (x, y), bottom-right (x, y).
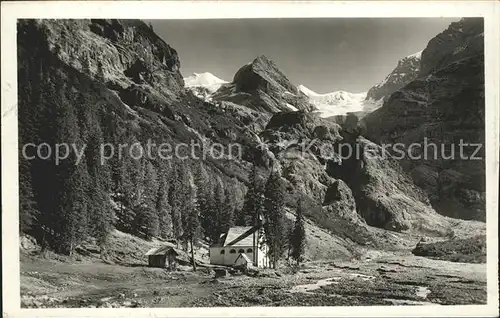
top-left (362, 18), bottom-right (485, 221)
top-left (365, 50), bottom-right (422, 102)
top-left (211, 56), bottom-right (315, 114)
top-left (420, 18), bottom-right (484, 76)
top-left (17, 18), bottom-right (485, 261)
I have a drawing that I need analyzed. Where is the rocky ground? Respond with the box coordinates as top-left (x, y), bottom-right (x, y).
top-left (20, 241), bottom-right (486, 308)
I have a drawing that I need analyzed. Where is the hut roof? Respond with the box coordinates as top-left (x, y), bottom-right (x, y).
top-left (145, 244), bottom-right (181, 256)
top-left (221, 226), bottom-right (258, 247)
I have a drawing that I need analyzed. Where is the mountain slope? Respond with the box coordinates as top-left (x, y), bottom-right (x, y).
top-left (212, 56), bottom-right (315, 113)
top-left (17, 19), bottom-right (483, 263)
top-left (362, 18), bottom-right (485, 221)
top-left (17, 19), bottom-right (261, 251)
top-left (17, 19), bottom-right (363, 259)
top-left (365, 51), bottom-right (422, 102)
top-left (259, 110), bottom-right (476, 236)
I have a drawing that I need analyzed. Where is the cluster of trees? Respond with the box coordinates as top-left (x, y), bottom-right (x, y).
top-left (17, 28), bottom-right (238, 259)
top-left (18, 65), bottom-right (114, 255)
top-left (17, 20), bottom-right (306, 269)
top-left (236, 165), bottom-right (306, 268)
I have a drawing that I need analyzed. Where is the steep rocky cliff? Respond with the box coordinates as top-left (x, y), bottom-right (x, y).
top-left (365, 51), bottom-right (421, 102)
top-left (362, 18), bottom-right (485, 221)
top-left (259, 110), bottom-right (460, 236)
top-left (42, 19), bottom-right (184, 108)
top-left (420, 18), bottom-right (484, 76)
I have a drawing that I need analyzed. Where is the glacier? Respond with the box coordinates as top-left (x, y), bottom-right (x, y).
top-left (298, 85), bottom-right (382, 118)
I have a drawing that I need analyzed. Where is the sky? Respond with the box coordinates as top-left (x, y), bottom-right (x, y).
top-left (147, 18), bottom-right (459, 93)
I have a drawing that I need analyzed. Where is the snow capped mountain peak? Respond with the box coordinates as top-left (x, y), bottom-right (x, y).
top-left (407, 50), bottom-right (423, 60)
top-left (184, 72), bottom-right (228, 89)
top-left (366, 50), bottom-right (422, 101)
top-left (298, 84), bottom-right (319, 97)
top-left (184, 72), bottom-right (228, 101)
top-left (298, 84), bottom-right (379, 118)
top-left (298, 85), bottom-right (366, 102)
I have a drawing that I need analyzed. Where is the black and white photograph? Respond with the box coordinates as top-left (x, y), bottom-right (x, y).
top-left (2, 1), bottom-right (499, 317)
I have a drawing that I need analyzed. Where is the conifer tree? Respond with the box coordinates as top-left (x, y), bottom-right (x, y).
top-left (134, 204), bottom-right (159, 240)
top-left (115, 133), bottom-right (144, 233)
top-left (52, 88), bottom-right (89, 255)
top-left (18, 76), bottom-right (39, 234)
top-left (263, 167), bottom-right (286, 269)
top-left (182, 173), bottom-right (201, 271)
top-left (106, 130), bottom-right (129, 233)
top-left (240, 164), bottom-right (265, 226)
top-left (115, 155), bottom-right (140, 233)
top-left (58, 161), bottom-right (89, 255)
top-left (194, 165), bottom-right (217, 243)
top-left (220, 187), bottom-right (235, 234)
top-left (234, 207), bottom-right (246, 227)
top-left (141, 161), bottom-right (158, 207)
top-left (169, 161), bottom-right (188, 243)
top-left (30, 75), bottom-right (61, 249)
top-left (156, 175), bottom-right (173, 239)
top-left (134, 160), bottom-right (159, 240)
top-left (78, 103), bottom-right (114, 255)
top-left (88, 135), bottom-right (113, 247)
top-left (184, 202), bottom-right (200, 272)
top-left (17, 27), bottom-right (108, 254)
top-left (290, 198), bottom-right (306, 266)
top-left (233, 179), bottom-right (245, 212)
top-left (211, 180), bottom-right (226, 239)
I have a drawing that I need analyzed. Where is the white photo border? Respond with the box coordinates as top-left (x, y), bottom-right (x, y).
top-left (2, 1), bottom-right (499, 317)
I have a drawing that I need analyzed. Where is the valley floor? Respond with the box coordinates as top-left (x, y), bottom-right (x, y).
top-left (20, 249), bottom-right (486, 308)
